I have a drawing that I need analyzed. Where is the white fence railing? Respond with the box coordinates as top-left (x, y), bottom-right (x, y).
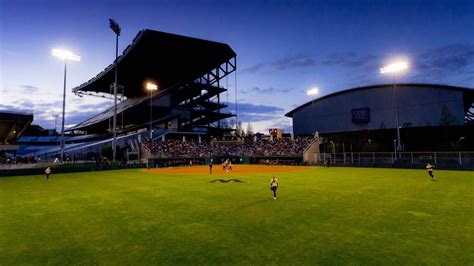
top-left (319, 151), bottom-right (474, 165)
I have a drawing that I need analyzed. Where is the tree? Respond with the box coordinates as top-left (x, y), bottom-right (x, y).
top-left (246, 122), bottom-right (254, 137)
top-left (439, 105), bottom-right (457, 126)
top-left (220, 119), bottom-right (228, 129)
top-left (235, 121), bottom-right (244, 137)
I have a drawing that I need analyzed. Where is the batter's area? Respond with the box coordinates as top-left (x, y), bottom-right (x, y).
top-left (144, 165), bottom-right (313, 175)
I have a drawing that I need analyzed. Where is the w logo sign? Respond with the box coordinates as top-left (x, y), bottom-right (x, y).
top-left (352, 108), bottom-right (370, 123)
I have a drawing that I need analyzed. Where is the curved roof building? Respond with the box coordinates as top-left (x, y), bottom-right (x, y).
top-left (286, 83), bottom-right (474, 135)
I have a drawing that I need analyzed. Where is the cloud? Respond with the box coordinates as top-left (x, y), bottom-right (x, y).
top-left (223, 102), bottom-right (285, 123)
top-left (225, 102), bottom-right (284, 114)
top-left (0, 104), bottom-right (32, 114)
top-left (11, 99), bottom-right (35, 109)
top-left (0, 99), bottom-right (108, 129)
top-left (414, 44), bottom-right (474, 79)
top-left (242, 86), bottom-right (294, 95)
top-left (272, 55), bottom-right (316, 70)
top-left (322, 52), bottom-right (377, 68)
top-left (241, 63), bottom-right (265, 74)
top-left (240, 54), bottom-right (316, 74)
top-left (19, 85), bottom-right (40, 92)
top-left (323, 43), bottom-right (474, 89)
top-left (266, 118), bottom-right (293, 133)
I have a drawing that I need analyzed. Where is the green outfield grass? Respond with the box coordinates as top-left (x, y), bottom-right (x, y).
top-left (1, 167), bottom-right (473, 265)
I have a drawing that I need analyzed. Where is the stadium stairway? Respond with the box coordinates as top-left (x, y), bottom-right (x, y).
top-left (303, 135), bottom-right (321, 165)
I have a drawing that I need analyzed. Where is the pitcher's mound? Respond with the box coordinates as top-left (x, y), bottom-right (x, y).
top-left (145, 165), bottom-right (313, 175)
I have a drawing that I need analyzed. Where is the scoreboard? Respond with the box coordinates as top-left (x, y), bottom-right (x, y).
top-left (269, 128), bottom-right (283, 140)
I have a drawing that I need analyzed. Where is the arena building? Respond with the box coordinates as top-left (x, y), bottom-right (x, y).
top-left (286, 83), bottom-right (474, 135)
top-left (286, 83), bottom-right (474, 151)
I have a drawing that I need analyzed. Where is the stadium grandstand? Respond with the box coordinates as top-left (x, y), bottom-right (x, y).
top-left (6, 29), bottom-right (239, 163)
top-left (0, 112), bottom-right (33, 162)
top-left (0, 111), bottom-right (33, 146)
top-left (70, 29), bottom-right (236, 135)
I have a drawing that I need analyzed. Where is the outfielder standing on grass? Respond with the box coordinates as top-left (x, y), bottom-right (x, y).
top-left (209, 159), bottom-right (213, 174)
top-left (45, 167), bottom-right (51, 180)
top-left (270, 176), bottom-right (279, 200)
top-left (426, 163), bottom-right (436, 181)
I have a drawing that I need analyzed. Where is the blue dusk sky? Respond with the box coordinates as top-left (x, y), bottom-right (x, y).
top-left (1, 0), bottom-right (473, 132)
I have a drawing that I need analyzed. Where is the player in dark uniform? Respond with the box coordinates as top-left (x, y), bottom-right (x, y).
top-left (209, 159), bottom-right (213, 174)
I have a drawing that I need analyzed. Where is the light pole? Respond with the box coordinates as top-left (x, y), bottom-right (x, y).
top-left (146, 82), bottom-right (158, 138)
top-left (109, 18), bottom-right (121, 161)
top-left (307, 87), bottom-right (319, 135)
top-left (393, 139), bottom-right (397, 160)
top-left (52, 49), bottom-right (80, 163)
top-left (380, 61), bottom-right (408, 153)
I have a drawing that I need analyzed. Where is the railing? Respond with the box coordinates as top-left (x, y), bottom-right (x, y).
top-left (319, 151), bottom-right (474, 166)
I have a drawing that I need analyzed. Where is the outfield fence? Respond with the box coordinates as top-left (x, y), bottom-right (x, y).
top-left (318, 151), bottom-right (474, 170)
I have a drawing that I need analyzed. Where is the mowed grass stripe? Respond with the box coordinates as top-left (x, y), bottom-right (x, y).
top-left (0, 167), bottom-right (473, 265)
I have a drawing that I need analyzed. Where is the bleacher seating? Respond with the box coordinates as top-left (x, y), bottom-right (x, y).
top-left (143, 136), bottom-right (314, 157)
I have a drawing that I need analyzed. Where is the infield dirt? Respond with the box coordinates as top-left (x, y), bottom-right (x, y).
top-left (144, 165), bottom-right (313, 175)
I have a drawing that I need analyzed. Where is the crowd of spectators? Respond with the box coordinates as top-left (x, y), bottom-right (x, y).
top-left (142, 136), bottom-right (314, 158)
top-left (0, 155), bottom-right (38, 165)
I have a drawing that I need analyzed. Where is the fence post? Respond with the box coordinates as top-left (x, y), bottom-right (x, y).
top-left (373, 153), bottom-right (375, 164)
top-left (351, 152), bottom-right (354, 164)
top-left (411, 152), bottom-right (413, 164)
top-left (434, 152), bottom-right (437, 164)
top-left (459, 152), bottom-right (462, 165)
top-left (343, 144), bottom-right (346, 164)
top-left (359, 153), bottom-right (361, 164)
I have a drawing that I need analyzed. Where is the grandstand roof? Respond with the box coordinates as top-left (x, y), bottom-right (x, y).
top-left (69, 29), bottom-right (236, 135)
top-left (73, 29), bottom-right (236, 98)
top-left (0, 111), bottom-right (33, 145)
top-left (285, 83), bottom-right (474, 117)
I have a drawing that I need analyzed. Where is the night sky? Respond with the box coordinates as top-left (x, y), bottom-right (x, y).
top-left (1, 0), bottom-right (473, 133)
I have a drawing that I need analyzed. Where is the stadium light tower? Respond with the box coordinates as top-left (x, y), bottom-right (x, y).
top-left (109, 18), bottom-right (121, 161)
top-left (146, 82), bottom-right (158, 138)
top-left (380, 61), bottom-right (408, 153)
top-left (52, 48), bottom-right (80, 163)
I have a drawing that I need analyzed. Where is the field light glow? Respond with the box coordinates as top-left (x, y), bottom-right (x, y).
top-left (380, 61), bottom-right (408, 74)
top-left (52, 49), bottom-right (81, 61)
top-left (146, 82), bottom-right (158, 91)
top-left (307, 87), bottom-right (319, 96)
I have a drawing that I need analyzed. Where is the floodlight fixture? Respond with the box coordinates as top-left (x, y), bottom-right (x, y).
top-left (380, 61), bottom-right (408, 74)
top-left (52, 49), bottom-right (80, 61)
top-left (307, 87), bottom-right (319, 96)
top-left (109, 19), bottom-right (121, 36)
top-left (146, 82), bottom-right (158, 91)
